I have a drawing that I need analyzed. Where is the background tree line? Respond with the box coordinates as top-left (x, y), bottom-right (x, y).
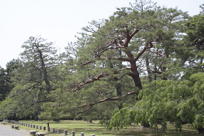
top-left (0, 0), bottom-right (203, 134)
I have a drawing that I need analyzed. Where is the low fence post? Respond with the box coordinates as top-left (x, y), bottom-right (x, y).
top-left (47, 123), bottom-right (50, 132)
top-left (72, 131), bottom-right (75, 136)
top-left (64, 130), bottom-right (68, 135)
top-left (43, 126), bottom-right (46, 131)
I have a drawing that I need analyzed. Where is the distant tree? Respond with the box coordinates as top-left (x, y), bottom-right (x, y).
top-left (200, 4), bottom-right (204, 14)
top-left (21, 36), bottom-right (57, 92)
top-left (0, 67), bottom-right (10, 101)
top-left (0, 36), bottom-right (58, 120)
top-left (176, 14), bottom-right (204, 78)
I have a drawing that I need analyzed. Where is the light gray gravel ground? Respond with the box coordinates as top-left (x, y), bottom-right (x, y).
top-left (0, 124), bottom-right (30, 136)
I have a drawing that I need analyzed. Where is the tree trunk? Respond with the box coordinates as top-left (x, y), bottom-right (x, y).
top-left (37, 47), bottom-right (51, 92)
top-left (130, 61), bottom-right (142, 90)
top-left (115, 82), bottom-right (123, 109)
top-left (124, 49), bottom-right (142, 90)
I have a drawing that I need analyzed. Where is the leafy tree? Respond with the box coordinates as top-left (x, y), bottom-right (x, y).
top-left (63, 0), bottom-right (188, 117)
top-left (175, 14), bottom-right (204, 79)
top-left (200, 4), bottom-right (204, 14)
top-left (109, 73), bottom-right (204, 133)
top-left (39, 0), bottom-right (189, 122)
top-left (21, 36), bottom-right (57, 92)
top-left (0, 36), bottom-right (58, 119)
top-left (0, 67), bottom-right (10, 101)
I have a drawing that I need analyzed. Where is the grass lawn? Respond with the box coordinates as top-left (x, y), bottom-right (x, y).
top-left (19, 120), bottom-right (202, 136)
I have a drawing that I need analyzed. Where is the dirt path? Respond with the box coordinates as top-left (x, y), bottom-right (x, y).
top-left (0, 124), bottom-right (30, 136)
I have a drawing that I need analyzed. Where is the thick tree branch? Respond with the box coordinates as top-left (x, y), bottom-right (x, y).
top-left (81, 60), bottom-right (96, 66)
top-left (135, 42), bottom-right (153, 61)
top-left (100, 57), bottom-right (130, 62)
top-left (130, 29), bottom-right (140, 38)
top-left (72, 73), bottom-right (109, 92)
top-left (78, 90), bottom-right (138, 110)
top-left (81, 56), bottom-right (130, 66)
top-left (72, 67), bottom-right (131, 92)
top-left (124, 29), bottom-right (140, 47)
top-left (94, 40), bottom-right (116, 58)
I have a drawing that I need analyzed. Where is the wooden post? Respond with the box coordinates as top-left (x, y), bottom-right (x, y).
top-left (72, 131), bottom-right (75, 136)
top-left (57, 129), bottom-right (60, 133)
top-left (43, 126), bottom-right (46, 130)
top-left (64, 130), bottom-right (68, 135)
top-left (47, 123), bottom-right (50, 132)
top-left (81, 132), bottom-right (84, 136)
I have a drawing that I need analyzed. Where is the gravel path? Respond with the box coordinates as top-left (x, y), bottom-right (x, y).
top-left (0, 124), bottom-right (30, 136)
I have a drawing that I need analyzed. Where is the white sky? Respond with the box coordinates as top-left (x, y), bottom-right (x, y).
top-left (0, 0), bottom-right (203, 68)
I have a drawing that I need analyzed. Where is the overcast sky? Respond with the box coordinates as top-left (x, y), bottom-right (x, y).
top-left (0, 0), bottom-right (203, 68)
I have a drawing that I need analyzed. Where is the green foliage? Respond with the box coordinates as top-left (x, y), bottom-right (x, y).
top-left (109, 73), bottom-right (204, 132)
top-left (0, 67), bottom-right (11, 100)
top-left (108, 108), bottom-right (136, 129)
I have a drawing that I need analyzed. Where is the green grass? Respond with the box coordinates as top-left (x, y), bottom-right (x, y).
top-left (19, 120), bottom-right (202, 136)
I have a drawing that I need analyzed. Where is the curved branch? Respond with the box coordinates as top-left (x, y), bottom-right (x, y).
top-left (72, 73), bottom-right (109, 92)
top-left (135, 42), bottom-right (153, 61)
top-left (124, 29), bottom-right (140, 47)
top-left (77, 90), bottom-right (138, 113)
